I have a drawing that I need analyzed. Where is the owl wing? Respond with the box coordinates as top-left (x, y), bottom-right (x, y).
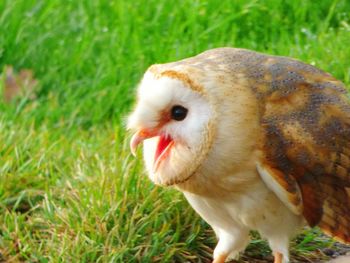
top-left (255, 62), bottom-right (350, 243)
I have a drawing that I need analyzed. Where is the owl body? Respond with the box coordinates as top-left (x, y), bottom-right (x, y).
top-left (128, 48), bottom-right (350, 263)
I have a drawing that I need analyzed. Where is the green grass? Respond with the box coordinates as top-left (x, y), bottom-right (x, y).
top-left (0, 0), bottom-right (350, 262)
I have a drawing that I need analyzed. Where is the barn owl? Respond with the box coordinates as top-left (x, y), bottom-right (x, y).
top-left (127, 48), bottom-right (350, 263)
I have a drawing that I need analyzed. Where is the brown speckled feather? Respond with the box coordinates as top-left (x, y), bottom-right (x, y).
top-left (256, 56), bottom-right (350, 243)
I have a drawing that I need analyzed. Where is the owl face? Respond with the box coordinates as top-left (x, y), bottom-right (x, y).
top-left (128, 70), bottom-right (214, 185)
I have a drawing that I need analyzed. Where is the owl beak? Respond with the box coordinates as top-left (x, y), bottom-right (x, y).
top-left (130, 129), bottom-right (154, 156)
top-left (130, 129), bottom-right (174, 172)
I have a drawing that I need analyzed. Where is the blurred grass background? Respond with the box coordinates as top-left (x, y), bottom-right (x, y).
top-left (0, 0), bottom-right (349, 262)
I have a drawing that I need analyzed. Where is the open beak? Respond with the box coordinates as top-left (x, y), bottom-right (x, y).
top-left (130, 129), bottom-right (174, 172)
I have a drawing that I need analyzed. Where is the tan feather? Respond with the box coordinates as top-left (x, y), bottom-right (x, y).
top-left (129, 48), bottom-right (350, 263)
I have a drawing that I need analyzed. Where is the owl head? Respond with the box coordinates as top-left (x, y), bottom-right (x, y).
top-left (127, 65), bottom-right (216, 186)
top-left (128, 49), bottom-right (260, 187)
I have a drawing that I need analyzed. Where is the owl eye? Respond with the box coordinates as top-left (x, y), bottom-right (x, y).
top-left (171, 105), bottom-right (188, 121)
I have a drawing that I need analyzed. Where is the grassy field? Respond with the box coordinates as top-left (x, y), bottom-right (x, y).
top-left (1, 0), bottom-right (350, 262)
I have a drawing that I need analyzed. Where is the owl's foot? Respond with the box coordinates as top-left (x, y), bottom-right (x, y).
top-left (274, 252), bottom-right (283, 263)
top-left (212, 253), bottom-right (228, 263)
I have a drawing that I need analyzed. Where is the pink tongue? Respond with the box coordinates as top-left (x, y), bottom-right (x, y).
top-left (155, 135), bottom-right (172, 162)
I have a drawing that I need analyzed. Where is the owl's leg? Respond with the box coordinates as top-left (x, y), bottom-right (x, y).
top-left (267, 237), bottom-right (290, 263)
top-left (273, 252), bottom-right (283, 263)
top-left (212, 226), bottom-right (250, 263)
top-left (212, 253), bottom-right (228, 263)
top-left (258, 209), bottom-right (302, 263)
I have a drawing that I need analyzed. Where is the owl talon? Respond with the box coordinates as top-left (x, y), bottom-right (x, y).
top-left (213, 253), bottom-right (228, 263)
top-left (274, 252), bottom-right (283, 263)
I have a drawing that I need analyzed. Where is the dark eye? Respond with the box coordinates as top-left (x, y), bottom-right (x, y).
top-left (171, 105), bottom-right (188, 121)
